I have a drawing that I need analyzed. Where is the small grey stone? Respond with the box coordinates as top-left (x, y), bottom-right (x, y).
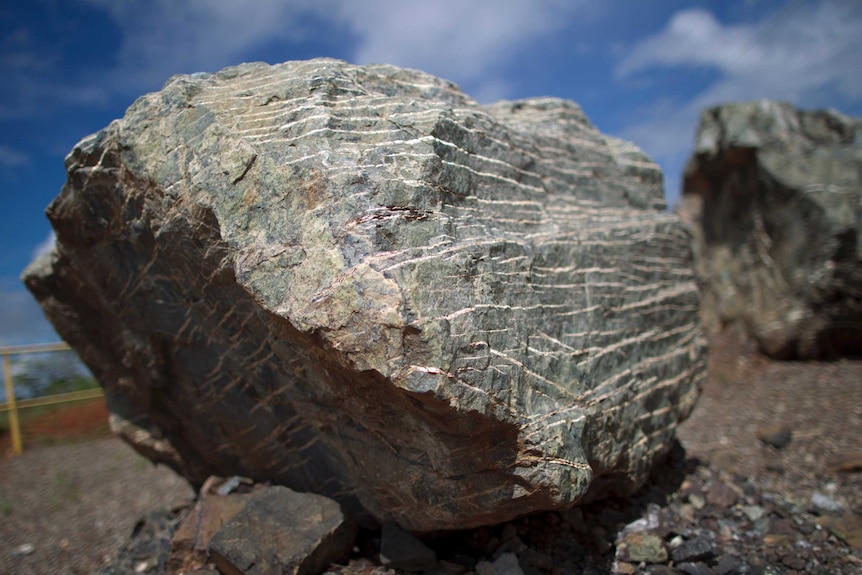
top-left (379, 521), bottom-right (437, 572)
top-left (810, 491), bottom-right (845, 514)
top-left (752, 516), bottom-right (771, 534)
top-left (621, 503), bottom-right (662, 533)
top-left (741, 505), bottom-right (765, 522)
top-left (10, 544), bottom-right (35, 557)
top-left (677, 563), bottom-right (715, 575)
top-left (712, 554), bottom-right (744, 575)
top-left (670, 536), bottom-right (716, 563)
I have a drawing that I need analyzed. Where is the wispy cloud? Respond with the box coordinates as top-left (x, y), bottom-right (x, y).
top-left (0, 289), bottom-right (59, 347)
top-left (334, 0), bottom-right (583, 101)
top-left (3, 0), bottom-right (592, 126)
top-left (0, 144), bottom-right (30, 167)
top-left (31, 231), bottom-right (56, 261)
top-left (83, 0), bottom-right (326, 93)
top-left (614, 0), bottom-right (862, 204)
top-left (82, 0), bottom-right (584, 103)
top-left (618, 2), bottom-right (862, 103)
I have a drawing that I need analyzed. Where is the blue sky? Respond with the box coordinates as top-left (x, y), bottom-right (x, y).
top-left (1, 0), bottom-right (860, 346)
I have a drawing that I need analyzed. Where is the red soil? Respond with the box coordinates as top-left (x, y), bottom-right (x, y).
top-left (0, 399), bottom-right (112, 457)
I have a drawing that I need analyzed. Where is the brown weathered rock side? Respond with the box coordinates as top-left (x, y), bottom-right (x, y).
top-left (680, 100), bottom-right (862, 359)
top-left (208, 486), bottom-right (356, 575)
top-left (23, 59), bottom-right (705, 531)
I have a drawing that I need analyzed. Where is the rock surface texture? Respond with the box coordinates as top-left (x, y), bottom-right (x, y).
top-left (680, 100), bottom-right (862, 359)
top-left (23, 59), bottom-right (705, 531)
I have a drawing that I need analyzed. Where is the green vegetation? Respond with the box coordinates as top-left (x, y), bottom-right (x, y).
top-left (1, 349), bottom-right (99, 433)
top-left (9, 352), bottom-right (99, 399)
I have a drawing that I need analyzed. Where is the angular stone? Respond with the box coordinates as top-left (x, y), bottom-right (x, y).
top-left (169, 477), bottom-right (260, 573)
top-left (617, 532), bottom-right (668, 564)
top-left (670, 535), bottom-right (715, 563)
top-left (680, 100), bottom-right (862, 359)
top-left (208, 485), bottom-right (355, 575)
top-left (810, 491), bottom-right (845, 515)
top-left (712, 554), bottom-right (743, 575)
top-left (23, 58), bottom-right (706, 531)
top-left (676, 563), bottom-right (714, 575)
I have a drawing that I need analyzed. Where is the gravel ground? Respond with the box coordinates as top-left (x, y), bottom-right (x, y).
top-left (0, 440), bottom-right (193, 575)
top-left (1, 333), bottom-right (860, 574)
top-left (676, 334), bottom-right (862, 513)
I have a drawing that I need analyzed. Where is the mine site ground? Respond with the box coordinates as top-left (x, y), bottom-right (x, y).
top-left (0, 332), bottom-right (860, 574)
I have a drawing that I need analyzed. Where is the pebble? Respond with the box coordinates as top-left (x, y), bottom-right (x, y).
top-left (676, 562), bottom-right (715, 575)
top-left (713, 554), bottom-right (744, 575)
top-left (741, 505), bottom-right (765, 522)
top-left (101, 454), bottom-right (861, 575)
top-left (756, 426), bottom-right (793, 449)
top-left (618, 531), bottom-right (668, 563)
top-left (10, 543), bottom-right (35, 557)
top-left (689, 494), bottom-right (706, 510)
top-left (706, 482), bottom-right (739, 508)
top-left (671, 535), bottom-right (716, 563)
top-left (810, 491), bottom-right (845, 514)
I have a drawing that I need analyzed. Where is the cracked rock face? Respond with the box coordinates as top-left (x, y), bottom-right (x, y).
top-left (23, 59), bottom-right (706, 531)
top-left (680, 100), bottom-right (862, 359)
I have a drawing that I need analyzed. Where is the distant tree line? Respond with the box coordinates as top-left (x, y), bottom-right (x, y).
top-left (5, 351), bottom-right (97, 401)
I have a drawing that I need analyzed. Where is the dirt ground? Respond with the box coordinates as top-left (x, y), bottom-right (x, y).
top-left (0, 402), bottom-right (194, 575)
top-left (0, 399), bottom-right (113, 455)
top-left (0, 334), bottom-right (860, 574)
top-left (676, 333), bottom-right (862, 512)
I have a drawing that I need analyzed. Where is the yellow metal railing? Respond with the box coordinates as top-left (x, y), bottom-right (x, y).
top-left (0, 342), bottom-right (103, 456)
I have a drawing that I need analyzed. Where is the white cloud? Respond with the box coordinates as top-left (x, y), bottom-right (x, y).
top-left (619, 1), bottom-right (862, 103)
top-left (614, 0), bottom-right (862, 205)
top-left (81, 0), bottom-right (584, 102)
top-left (32, 231), bottom-right (56, 261)
top-left (616, 9), bottom-right (751, 77)
top-left (333, 0), bottom-right (582, 100)
top-left (84, 0), bottom-right (325, 92)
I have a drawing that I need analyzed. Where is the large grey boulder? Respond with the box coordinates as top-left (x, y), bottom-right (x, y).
top-left (680, 100), bottom-right (862, 359)
top-left (23, 59), bottom-right (705, 531)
